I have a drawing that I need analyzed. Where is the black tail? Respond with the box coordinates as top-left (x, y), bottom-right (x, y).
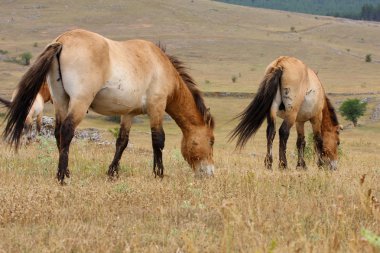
top-left (0, 96), bottom-right (12, 107)
top-left (3, 42), bottom-right (62, 149)
top-left (229, 67), bottom-right (283, 149)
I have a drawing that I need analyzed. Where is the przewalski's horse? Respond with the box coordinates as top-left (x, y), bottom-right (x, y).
top-left (3, 29), bottom-right (215, 184)
top-left (0, 81), bottom-right (51, 140)
top-left (230, 56), bottom-right (341, 170)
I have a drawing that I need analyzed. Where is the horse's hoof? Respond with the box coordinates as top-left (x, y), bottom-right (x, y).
top-left (107, 172), bottom-right (119, 181)
top-left (296, 162), bottom-right (307, 170)
top-left (57, 173), bottom-right (66, 185)
top-left (296, 165), bottom-right (307, 170)
top-left (154, 170), bottom-right (164, 179)
top-left (65, 169), bottom-right (70, 178)
top-left (279, 162), bottom-right (287, 170)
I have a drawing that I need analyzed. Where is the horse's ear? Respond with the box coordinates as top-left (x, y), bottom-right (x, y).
top-left (336, 124), bottom-right (343, 133)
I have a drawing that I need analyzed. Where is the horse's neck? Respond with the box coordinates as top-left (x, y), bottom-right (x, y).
top-left (166, 83), bottom-right (204, 134)
top-left (321, 99), bottom-right (334, 133)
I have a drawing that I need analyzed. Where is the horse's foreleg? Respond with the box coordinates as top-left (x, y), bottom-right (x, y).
top-left (24, 116), bottom-right (33, 143)
top-left (311, 118), bottom-right (324, 168)
top-left (265, 114), bottom-right (276, 170)
top-left (279, 118), bottom-right (295, 169)
top-left (108, 115), bottom-right (132, 179)
top-left (314, 133), bottom-right (324, 167)
top-left (151, 126), bottom-right (165, 178)
top-left (296, 122), bottom-right (307, 169)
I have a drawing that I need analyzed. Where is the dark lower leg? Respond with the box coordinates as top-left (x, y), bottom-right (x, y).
top-left (24, 123), bottom-right (33, 142)
top-left (54, 117), bottom-right (62, 152)
top-left (151, 127), bottom-right (165, 178)
top-left (265, 115), bottom-right (276, 169)
top-left (296, 134), bottom-right (307, 169)
top-left (314, 132), bottom-right (324, 167)
top-left (57, 115), bottom-right (75, 184)
top-left (108, 127), bottom-right (130, 178)
top-left (279, 121), bottom-right (291, 169)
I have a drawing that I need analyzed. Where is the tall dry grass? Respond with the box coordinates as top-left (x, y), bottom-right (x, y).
top-left (0, 132), bottom-right (378, 252)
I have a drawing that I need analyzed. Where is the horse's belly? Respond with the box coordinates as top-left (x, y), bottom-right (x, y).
top-left (90, 86), bottom-right (146, 116)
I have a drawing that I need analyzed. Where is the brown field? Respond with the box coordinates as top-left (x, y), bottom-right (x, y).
top-left (0, 0), bottom-right (379, 252)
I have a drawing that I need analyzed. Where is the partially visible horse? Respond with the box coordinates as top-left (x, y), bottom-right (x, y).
top-left (230, 56), bottom-right (341, 170)
top-left (0, 81), bottom-right (51, 140)
top-left (3, 29), bottom-right (215, 184)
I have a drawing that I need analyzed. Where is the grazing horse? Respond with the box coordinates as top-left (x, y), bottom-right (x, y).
top-left (0, 81), bottom-right (51, 140)
top-left (3, 29), bottom-right (215, 184)
top-left (230, 56), bottom-right (341, 170)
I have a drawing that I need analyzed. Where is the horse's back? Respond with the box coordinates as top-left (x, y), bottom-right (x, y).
top-left (271, 56), bottom-right (325, 122)
top-left (96, 39), bottom-right (175, 115)
top-left (52, 29), bottom-right (176, 116)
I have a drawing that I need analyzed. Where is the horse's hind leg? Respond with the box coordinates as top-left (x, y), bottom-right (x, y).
top-left (107, 115), bottom-right (133, 178)
top-left (296, 122), bottom-right (307, 169)
top-left (264, 114), bottom-right (276, 170)
top-left (278, 115), bottom-right (296, 169)
top-left (56, 99), bottom-right (89, 184)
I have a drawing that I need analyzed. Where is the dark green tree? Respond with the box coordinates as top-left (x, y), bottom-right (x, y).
top-left (339, 99), bottom-right (367, 127)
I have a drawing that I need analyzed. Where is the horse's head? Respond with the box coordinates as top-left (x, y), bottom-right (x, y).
top-left (321, 124), bottom-right (342, 170)
top-left (181, 121), bottom-right (215, 177)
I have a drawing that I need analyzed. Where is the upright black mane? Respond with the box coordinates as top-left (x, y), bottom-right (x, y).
top-left (158, 43), bottom-right (214, 128)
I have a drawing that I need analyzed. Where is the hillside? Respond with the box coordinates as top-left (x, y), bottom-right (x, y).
top-left (0, 1), bottom-right (379, 252)
top-left (216, 0), bottom-right (380, 17)
top-left (0, 0), bottom-right (380, 96)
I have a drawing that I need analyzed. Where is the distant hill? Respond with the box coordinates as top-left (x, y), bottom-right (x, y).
top-left (216, 0), bottom-right (380, 21)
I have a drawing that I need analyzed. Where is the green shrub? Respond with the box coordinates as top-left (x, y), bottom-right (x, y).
top-left (108, 127), bottom-right (119, 138)
top-left (20, 52), bottom-right (32, 65)
top-left (365, 54), bottom-right (372, 62)
top-left (339, 98), bottom-right (367, 127)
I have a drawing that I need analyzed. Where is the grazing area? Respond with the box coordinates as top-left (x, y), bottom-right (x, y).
top-left (0, 0), bottom-right (379, 252)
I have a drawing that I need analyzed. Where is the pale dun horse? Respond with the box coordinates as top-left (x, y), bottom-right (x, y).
top-left (3, 29), bottom-right (215, 184)
top-left (0, 82), bottom-right (51, 140)
top-left (230, 56), bottom-right (341, 170)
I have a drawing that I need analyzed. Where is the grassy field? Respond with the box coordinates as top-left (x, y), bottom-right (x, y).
top-left (0, 0), bottom-right (379, 252)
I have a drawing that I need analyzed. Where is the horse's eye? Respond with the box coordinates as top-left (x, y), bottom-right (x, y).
top-left (209, 139), bottom-right (214, 146)
top-left (337, 141), bottom-right (340, 146)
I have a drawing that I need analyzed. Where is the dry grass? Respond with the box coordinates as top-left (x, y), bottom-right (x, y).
top-left (0, 131), bottom-right (379, 252)
top-left (0, 96), bottom-right (379, 252)
top-left (0, 0), bottom-right (380, 252)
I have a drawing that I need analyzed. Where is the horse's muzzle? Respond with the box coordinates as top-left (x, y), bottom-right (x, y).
top-left (329, 160), bottom-right (338, 170)
top-left (195, 162), bottom-right (215, 177)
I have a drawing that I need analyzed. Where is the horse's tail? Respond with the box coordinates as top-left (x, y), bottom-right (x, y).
top-left (3, 42), bottom-right (62, 149)
top-left (229, 67), bottom-right (283, 149)
top-left (0, 96), bottom-right (12, 108)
